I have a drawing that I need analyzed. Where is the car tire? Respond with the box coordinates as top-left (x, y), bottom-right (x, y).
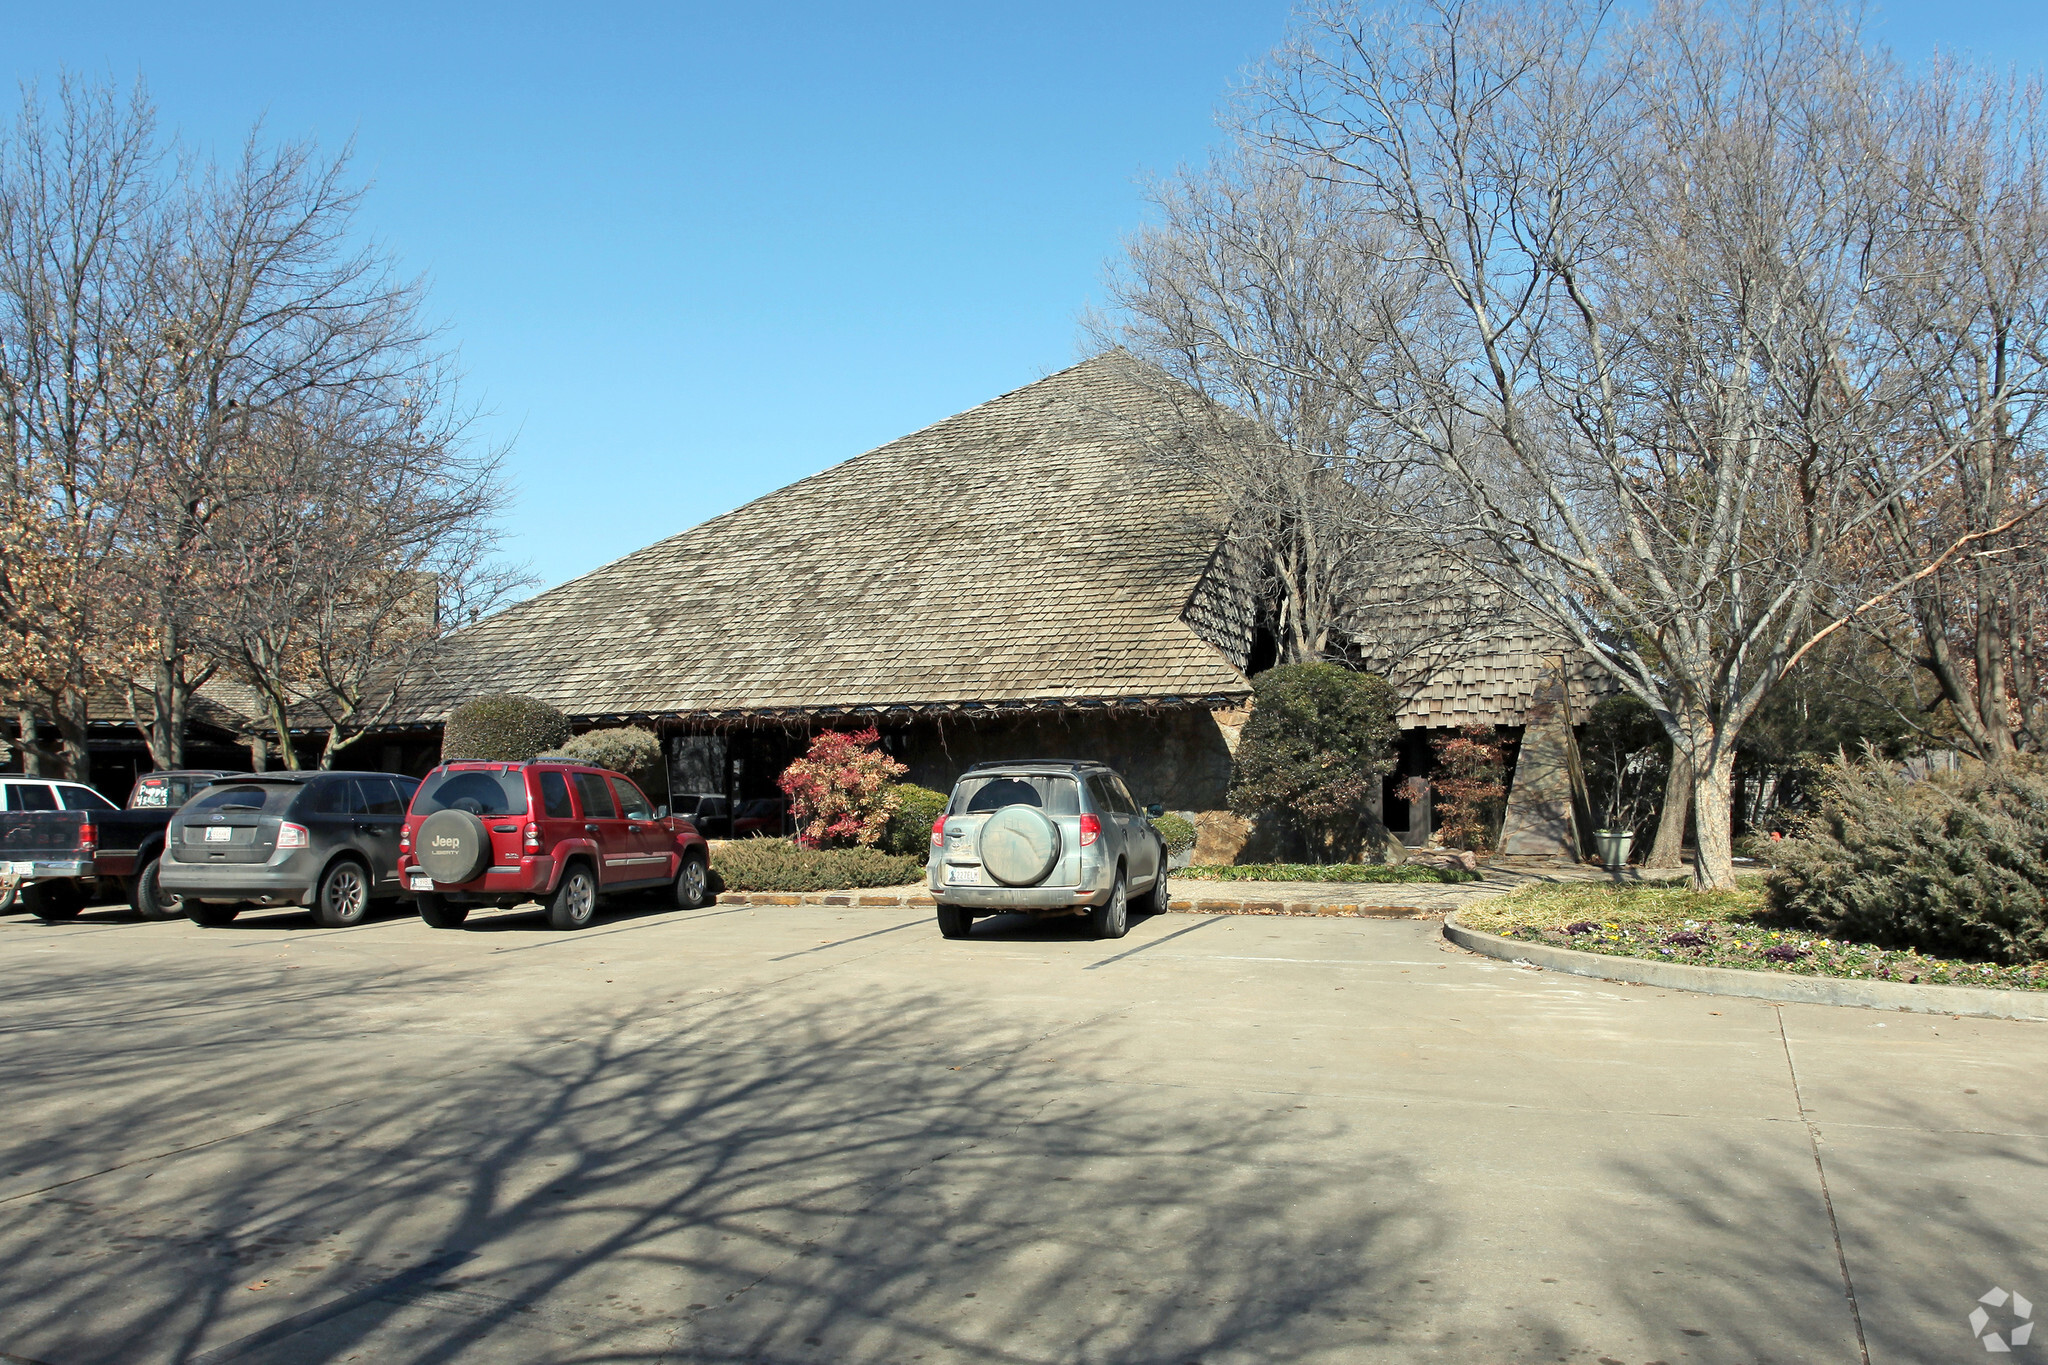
top-left (1091, 874), bottom-right (1130, 940)
top-left (131, 858), bottom-right (182, 920)
top-left (546, 863), bottom-right (599, 931)
top-left (1135, 857), bottom-right (1169, 915)
top-left (312, 859), bottom-right (372, 929)
top-left (936, 903), bottom-right (973, 939)
top-left (415, 890), bottom-right (469, 928)
top-left (24, 880), bottom-right (83, 922)
top-left (187, 901), bottom-right (241, 927)
top-left (0, 885), bottom-right (17, 915)
top-left (674, 853), bottom-right (710, 910)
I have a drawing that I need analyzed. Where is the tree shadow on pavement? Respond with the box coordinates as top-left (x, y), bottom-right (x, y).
top-left (0, 960), bottom-right (1452, 1365)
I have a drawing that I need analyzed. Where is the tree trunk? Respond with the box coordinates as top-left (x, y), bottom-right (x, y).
top-left (1690, 747), bottom-right (1740, 891)
top-left (16, 708), bottom-right (45, 777)
top-left (1645, 753), bottom-right (1692, 869)
top-left (50, 689), bottom-right (92, 785)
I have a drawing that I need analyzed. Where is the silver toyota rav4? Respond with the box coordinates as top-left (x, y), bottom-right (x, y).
top-left (928, 760), bottom-right (1169, 940)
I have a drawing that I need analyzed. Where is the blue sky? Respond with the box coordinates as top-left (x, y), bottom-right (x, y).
top-left (12, 1), bottom-right (2047, 592)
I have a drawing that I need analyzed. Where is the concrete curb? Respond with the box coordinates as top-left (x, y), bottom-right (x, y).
top-left (1443, 915), bottom-right (2048, 1021)
top-left (713, 890), bottom-right (1441, 918)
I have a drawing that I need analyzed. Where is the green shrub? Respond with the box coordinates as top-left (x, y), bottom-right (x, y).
top-left (1767, 755), bottom-right (2048, 964)
top-left (1228, 663), bottom-right (1398, 863)
top-left (442, 694), bottom-right (571, 763)
top-left (1150, 812), bottom-right (1197, 855)
top-left (882, 783), bottom-right (949, 857)
top-left (541, 726), bottom-right (663, 789)
top-left (710, 838), bottom-right (924, 893)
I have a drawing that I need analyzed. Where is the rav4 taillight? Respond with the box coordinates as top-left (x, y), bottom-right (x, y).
top-left (930, 815), bottom-right (945, 847)
top-left (276, 822), bottom-right (310, 849)
top-left (399, 824), bottom-right (411, 851)
top-left (524, 821), bottom-right (541, 853)
top-left (1079, 814), bottom-right (1101, 847)
top-left (77, 821), bottom-right (96, 853)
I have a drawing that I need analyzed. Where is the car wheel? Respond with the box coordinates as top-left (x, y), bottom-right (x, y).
top-left (416, 890), bottom-right (470, 929)
top-left (187, 901), bottom-right (242, 927)
top-left (546, 863), bottom-right (598, 931)
top-left (1091, 874), bottom-right (1130, 940)
top-left (25, 880), bottom-right (83, 922)
top-left (674, 854), bottom-right (710, 910)
top-left (312, 859), bottom-right (372, 929)
top-left (936, 904), bottom-right (973, 939)
top-left (1136, 858), bottom-right (1170, 915)
top-left (132, 859), bottom-right (183, 920)
top-left (0, 885), bottom-right (17, 915)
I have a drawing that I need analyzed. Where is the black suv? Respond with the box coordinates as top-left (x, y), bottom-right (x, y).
top-left (159, 771), bottom-right (421, 928)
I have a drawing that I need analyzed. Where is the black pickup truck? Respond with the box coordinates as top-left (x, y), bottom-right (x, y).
top-left (0, 770), bottom-right (243, 921)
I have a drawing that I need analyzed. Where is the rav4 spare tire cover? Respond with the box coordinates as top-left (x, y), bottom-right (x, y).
top-left (417, 809), bottom-right (491, 884)
top-left (979, 805), bottom-right (1061, 886)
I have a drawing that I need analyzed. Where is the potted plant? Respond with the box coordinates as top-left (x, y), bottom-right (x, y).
top-left (1594, 826), bottom-right (1634, 870)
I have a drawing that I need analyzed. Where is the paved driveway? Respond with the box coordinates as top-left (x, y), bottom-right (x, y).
top-left (0, 899), bottom-right (2040, 1364)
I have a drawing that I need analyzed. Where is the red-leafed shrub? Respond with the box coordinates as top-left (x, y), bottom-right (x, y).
top-left (777, 726), bottom-right (908, 848)
top-left (1433, 725), bottom-right (1507, 854)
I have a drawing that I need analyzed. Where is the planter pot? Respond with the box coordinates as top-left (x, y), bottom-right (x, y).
top-left (1594, 829), bottom-right (1634, 870)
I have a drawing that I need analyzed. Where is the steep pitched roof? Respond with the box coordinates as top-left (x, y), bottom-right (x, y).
top-left (391, 352), bottom-right (1254, 724)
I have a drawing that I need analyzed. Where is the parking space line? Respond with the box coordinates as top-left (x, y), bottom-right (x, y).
top-left (770, 918), bottom-right (925, 960)
top-left (1083, 916), bottom-right (1223, 969)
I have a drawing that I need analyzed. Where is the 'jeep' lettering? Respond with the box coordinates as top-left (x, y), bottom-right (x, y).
top-left (432, 836), bottom-right (460, 849)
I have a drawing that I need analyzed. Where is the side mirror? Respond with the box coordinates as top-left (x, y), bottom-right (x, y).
top-left (654, 805), bottom-right (670, 819)
top-left (1146, 802), bottom-right (1165, 818)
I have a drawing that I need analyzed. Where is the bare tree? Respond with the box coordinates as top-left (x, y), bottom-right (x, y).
top-left (0, 80), bottom-right (162, 778)
top-left (1095, 151), bottom-right (1517, 716)
top-left (1229, 0), bottom-right (2043, 887)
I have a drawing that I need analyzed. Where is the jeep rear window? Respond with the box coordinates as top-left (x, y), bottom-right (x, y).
top-left (185, 783), bottom-right (296, 815)
top-left (413, 769), bottom-right (530, 817)
top-left (950, 775), bottom-right (1080, 816)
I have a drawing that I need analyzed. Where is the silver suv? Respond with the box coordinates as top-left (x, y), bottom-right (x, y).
top-left (928, 761), bottom-right (1169, 940)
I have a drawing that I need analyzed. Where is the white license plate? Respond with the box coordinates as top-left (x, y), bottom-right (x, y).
top-left (946, 865), bottom-right (983, 886)
top-left (203, 826), bottom-right (233, 843)
top-left (409, 873), bottom-right (433, 891)
top-left (8, 860), bottom-right (32, 875)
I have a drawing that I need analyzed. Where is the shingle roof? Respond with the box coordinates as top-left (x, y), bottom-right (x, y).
top-left (390, 352), bottom-right (1255, 725)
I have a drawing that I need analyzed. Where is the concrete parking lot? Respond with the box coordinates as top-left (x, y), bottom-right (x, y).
top-left (1, 898), bottom-right (2041, 1365)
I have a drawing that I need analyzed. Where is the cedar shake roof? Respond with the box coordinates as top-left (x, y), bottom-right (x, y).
top-left (390, 352), bottom-right (1256, 725)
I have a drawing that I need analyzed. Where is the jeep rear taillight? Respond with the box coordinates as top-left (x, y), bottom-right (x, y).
top-left (277, 822), bottom-right (310, 849)
top-left (524, 822), bottom-right (541, 853)
top-left (1079, 814), bottom-right (1100, 847)
top-left (931, 815), bottom-right (945, 847)
top-left (78, 821), bottom-right (96, 853)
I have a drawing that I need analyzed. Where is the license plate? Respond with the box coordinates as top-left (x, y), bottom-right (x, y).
top-left (946, 865), bottom-right (983, 886)
top-left (409, 873), bottom-right (433, 891)
top-left (8, 860), bottom-right (31, 875)
top-left (204, 826), bottom-right (232, 843)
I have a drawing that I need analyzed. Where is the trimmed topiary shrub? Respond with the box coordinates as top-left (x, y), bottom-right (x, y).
top-left (541, 726), bottom-right (663, 790)
top-left (442, 694), bottom-right (571, 763)
top-left (710, 838), bottom-right (924, 892)
top-left (1228, 663), bottom-right (1399, 862)
top-left (1149, 812), bottom-right (1197, 855)
top-left (1767, 755), bottom-right (2048, 964)
top-left (882, 783), bottom-right (949, 857)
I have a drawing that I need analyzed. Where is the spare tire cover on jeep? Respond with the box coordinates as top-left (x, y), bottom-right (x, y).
top-left (979, 805), bottom-right (1061, 886)
top-left (417, 809), bottom-right (491, 884)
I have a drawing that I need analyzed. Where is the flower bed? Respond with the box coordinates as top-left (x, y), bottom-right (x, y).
top-left (1459, 882), bottom-right (2048, 992)
top-left (1180, 863), bottom-right (1479, 885)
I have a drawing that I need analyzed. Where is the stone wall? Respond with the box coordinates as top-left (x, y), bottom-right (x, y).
top-left (889, 705), bottom-right (1239, 814)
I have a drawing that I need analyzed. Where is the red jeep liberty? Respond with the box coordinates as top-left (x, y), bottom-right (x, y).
top-left (399, 758), bottom-right (711, 930)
